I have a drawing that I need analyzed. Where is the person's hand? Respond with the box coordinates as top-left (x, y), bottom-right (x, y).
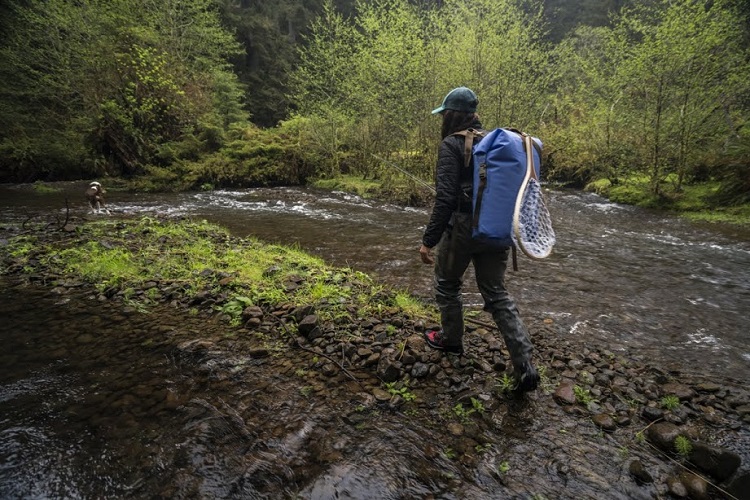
top-left (419, 244), bottom-right (434, 265)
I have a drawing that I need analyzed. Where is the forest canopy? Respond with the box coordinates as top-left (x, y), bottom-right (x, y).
top-left (0, 0), bottom-right (747, 206)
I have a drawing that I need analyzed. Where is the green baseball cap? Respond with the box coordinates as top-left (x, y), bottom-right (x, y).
top-left (431, 87), bottom-right (478, 114)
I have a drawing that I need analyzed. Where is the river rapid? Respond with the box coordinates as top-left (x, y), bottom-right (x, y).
top-left (1, 182), bottom-right (749, 498)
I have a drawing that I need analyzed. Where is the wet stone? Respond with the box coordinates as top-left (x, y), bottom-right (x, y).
top-left (410, 362), bottom-right (429, 378)
top-left (695, 382), bottom-right (721, 393)
top-left (735, 404), bottom-right (750, 417)
top-left (447, 422), bottom-right (464, 436)
top-left (667, 475), bottom-right (688, 498)
top-left (688, 441), bottom-right (741, 482)
top-left (591, 413), bottom-right (616, 432)
top-left (76, 333), bottom-right (95, 344)
top-left (372, 388), bottom-right (391, 402)
top-left (376, 357), bottom-right (400, 383)
top-left (615, 415), bottom-right (631, 427)
top-left (678, 471), bottom-right (709, 500)
top-left (646, 421), bottom-right (681, 452)
top-left (661, 382), bottom-right (695, 401)
top-left (641, 406), bottom-right (664, 422)
top-left (297, 314), bottom-right (320, 338)
top-left (553, 382), bottom-right (577, 405)
top-left (628, 459), bottom-right (653, 485)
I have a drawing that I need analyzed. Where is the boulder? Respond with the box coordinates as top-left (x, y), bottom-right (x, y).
top-left (646, 421), bottom-right (682, 453)
top-left (688, 441), bottom-right (741, 482)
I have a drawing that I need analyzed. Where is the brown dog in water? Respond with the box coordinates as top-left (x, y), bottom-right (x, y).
top-left (86, 181), bottom-right (109, 214)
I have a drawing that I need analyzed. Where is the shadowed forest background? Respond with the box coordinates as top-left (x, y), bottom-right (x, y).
top-left (0, 0), bottom-right (748, 213)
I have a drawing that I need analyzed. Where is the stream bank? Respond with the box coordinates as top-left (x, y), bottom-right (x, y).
top-left (1, 215), bottom-right (748, 499)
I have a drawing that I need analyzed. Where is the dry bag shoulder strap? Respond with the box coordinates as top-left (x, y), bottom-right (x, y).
top-left (451, 129), bottom-right (485, 168)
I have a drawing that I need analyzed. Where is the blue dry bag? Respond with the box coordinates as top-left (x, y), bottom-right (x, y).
top-left (454, 128), bottom-right (542, 247)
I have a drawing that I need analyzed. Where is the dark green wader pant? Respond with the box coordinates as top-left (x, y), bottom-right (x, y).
top-left (434, 212), bottom-right (534, 369)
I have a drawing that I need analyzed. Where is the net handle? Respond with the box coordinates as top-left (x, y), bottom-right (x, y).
top-left (512, 134), bottom-right (535, 251)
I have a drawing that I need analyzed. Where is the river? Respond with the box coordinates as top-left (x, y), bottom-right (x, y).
top-left (1, 182), bottom-right (749, 498)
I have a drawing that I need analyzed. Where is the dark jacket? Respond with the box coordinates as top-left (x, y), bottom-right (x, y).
top-left (422, 119), bottom-right (483, 248)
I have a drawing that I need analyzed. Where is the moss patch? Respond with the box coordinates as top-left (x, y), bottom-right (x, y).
top-left (586, 176), bottom-right (750, 226)
top-left (1, 216), bottom-right (434, 324)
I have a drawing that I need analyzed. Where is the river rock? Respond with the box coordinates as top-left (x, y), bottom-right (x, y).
top-left (666, 475), bottom-right (688, 497)
top-left (678, 471), bottom-right (709, 500)
top-left (646, 421), bottom-right (682, 452)
top-left (695, 382), bottom-right (721, 393)
top-left (241, 305), bottom-right (264, 320)
top-left (661, 382), bottom-right (695, 401)
top-left (735, 404), bottom-right (750, 418)
top-left (688, 441), bottom-right (741, 482)
top-left (410, 362), bottom-right (430, 378)
top-left (447, 422), bottom-right (464, 436)
top-left (641, 405), bottom-right (664, 422)
top-left (377, 357), bottom-right (400, 383)
top-left (727, 472), bottom-right (750, 500)
top-left (177, 339), bottom-right (214, 353)
top-left (591, 413), bottom-right (616, 432)
top-left (553, 382), bottom-right (577, 405)
top-left (628, 459), bottom-right (653, 485)
top-left (372, 388), bottom-right (391, 402)
top-left (298, 314), bottom-right (322, 339)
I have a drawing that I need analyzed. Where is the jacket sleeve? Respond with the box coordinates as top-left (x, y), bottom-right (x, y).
top-left (422, 137), bottom-right (463, 248)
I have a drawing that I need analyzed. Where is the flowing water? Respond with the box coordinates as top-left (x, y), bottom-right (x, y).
top-left (1, 182), bottom-right (749, 498)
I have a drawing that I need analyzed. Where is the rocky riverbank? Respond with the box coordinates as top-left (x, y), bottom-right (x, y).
top-left (1, 215), bottom-right (748, 499)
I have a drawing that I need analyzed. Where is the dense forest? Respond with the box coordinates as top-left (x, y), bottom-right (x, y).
top-left (0, 0), bottom-right (748, 208)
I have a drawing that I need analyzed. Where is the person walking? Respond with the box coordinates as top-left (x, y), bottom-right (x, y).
top-left (419, 86), bottom-right (539, 392)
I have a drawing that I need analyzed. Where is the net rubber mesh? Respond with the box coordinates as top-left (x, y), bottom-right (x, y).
top-left (513, 178), bottom-right (555, 259)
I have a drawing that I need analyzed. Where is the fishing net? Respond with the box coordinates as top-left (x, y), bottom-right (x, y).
top-left (513, 177), bottom-right (555, 259)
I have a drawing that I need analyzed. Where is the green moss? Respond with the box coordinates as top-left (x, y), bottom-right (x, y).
top-left (311, 175), bottom-right (382, 198)
top-left (2, 216), bottom-right (435, 325)
top-left (584, 178), bottom-right (611, 195)
top-left (595, 175), bottom-right (750, 226)
top-left (32, 182), bottom-right (62, 194)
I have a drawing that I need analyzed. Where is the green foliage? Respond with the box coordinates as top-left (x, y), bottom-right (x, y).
top-left (635, 430), bottom-right (645, 443)
top-left (0, 0), bottom-right (747, 216)
top-left (674, 435), bottom-right (692, 458)
top-left (573, 385), bottom-right (595, 407)
top-left (475, 443), bottom-right (492, 453)
top-left (496, 373), bottom-right (517, 394)
top-left (3, 217), bottom-right (434, 328)
top-left (452, 398), bottom-right (485, 423)
top-left (384, 382), bottom-right (416, 402)
top-left (289, 0), bottom-right (551, 182)
top-left (660, 395), bottom-right (680, 411)
top-left (31, 183), bottom-right (61, 194)
top-left (218, 295), bottom-right (254, 326)
top-left (0, 0), bottom-right (246, 181)
top-left (547, 0), bottom-right (750, 192)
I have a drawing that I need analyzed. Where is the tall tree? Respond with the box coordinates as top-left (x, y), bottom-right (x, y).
top-left (0, 0), bottom-right (246, 180)
top-left (614, 0), bottom-right (748, 193)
